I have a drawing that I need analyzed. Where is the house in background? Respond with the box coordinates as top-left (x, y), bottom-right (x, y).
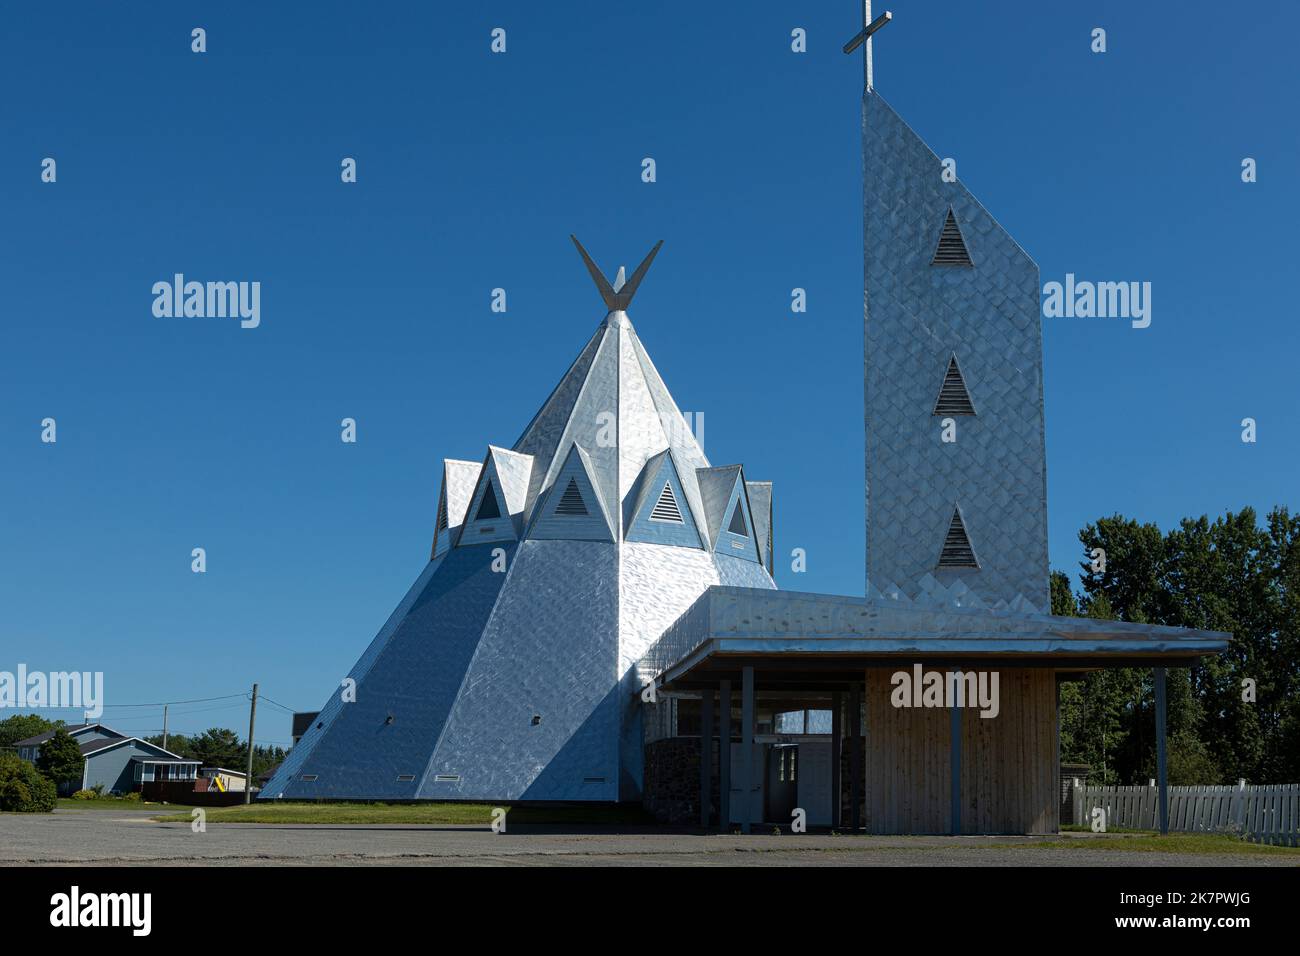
top-left (13, 722), bottom-right (199, 795)
top-left (12, 722), bottom-right (124, 763)
top-left (197, 767), bottom-right (249, 793)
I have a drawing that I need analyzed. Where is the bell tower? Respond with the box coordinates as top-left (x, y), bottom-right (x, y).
top-left (851, 10), bottom-right (1050, 612)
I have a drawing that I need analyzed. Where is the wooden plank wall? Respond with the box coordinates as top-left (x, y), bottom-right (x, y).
top-left (865, 668), bottom-right (951, 834)
top-left (863, 667), bottom-right (1057, 835)
top-left (959, 669), bottom-right (1056, 834)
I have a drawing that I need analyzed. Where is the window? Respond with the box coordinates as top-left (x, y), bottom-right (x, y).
top-left (554, 477), bottom-right (588, 516)
top-left (649, 482), bottom-right (683, 523)
top-left (727, 500), bottom-right (748, 536)
top-left (476, 483), bottom-right (501, 520)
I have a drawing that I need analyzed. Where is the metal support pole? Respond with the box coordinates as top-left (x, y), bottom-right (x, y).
top-left (741, 666), bottom-right (754, 835)
top-left (831, 691), bottom-right (843, 829)
top-left (699, 691), bottom-right (713, 828)
top-left (1154, 667), bottom-right (1168, 835)
top-left (950, 679), bottom-right (962, 835)
top-left (850, 681), bottom-right (862, 832)
top-left (719, 679), bottom-right (732, 831)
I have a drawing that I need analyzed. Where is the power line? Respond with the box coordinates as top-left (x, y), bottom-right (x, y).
top-left (256, 693), bottom-right (301, 715)
top-left (97, 692), bottom-right (248, 709)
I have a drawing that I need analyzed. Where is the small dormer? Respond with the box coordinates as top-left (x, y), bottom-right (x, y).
top-left (527, 444), bottom-right (615, 542)
top-left (625, 449), bottom-right (706, 549)
top-left (695, 465), bottom-right (761, 564)
top-left (432, 459), bottom-right (484, 558)
top-left (455, 446), bottom-right (533, 547)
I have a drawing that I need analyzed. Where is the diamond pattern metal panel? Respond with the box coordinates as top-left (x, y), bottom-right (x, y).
top-left (265, 545), bottom-right (511, 800)
top-left (514, 323), bottom-right (606, 518)
top-left (863, 91), bottom-right (1049, 612)
top-left (616, 316), bottom-right (671, 532)
top-left (420, 539), bottom-right (619, 801)
top-left (261, 557), bottom-right (446, 798)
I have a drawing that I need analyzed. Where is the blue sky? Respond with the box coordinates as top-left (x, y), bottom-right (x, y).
top-left (2, 1), bottom-right (1296, 745)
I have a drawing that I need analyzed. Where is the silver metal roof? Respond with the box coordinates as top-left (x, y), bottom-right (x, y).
top-left (264, 239), bottom-right (774, 804)
top-left (642, 586), bottom-right (1232, 690)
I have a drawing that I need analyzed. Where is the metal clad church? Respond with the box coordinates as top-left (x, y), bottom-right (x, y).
top-left (265, 239), bottom-right (776, 804)
top-left (264, 13), bottom-right (1229, 833)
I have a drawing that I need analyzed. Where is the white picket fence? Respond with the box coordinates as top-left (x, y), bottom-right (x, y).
top-left (1071, 781), bottom-right (1300, 846)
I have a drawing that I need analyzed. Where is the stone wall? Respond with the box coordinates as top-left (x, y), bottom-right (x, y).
top-left (643, 737), bottom-right (719, 825)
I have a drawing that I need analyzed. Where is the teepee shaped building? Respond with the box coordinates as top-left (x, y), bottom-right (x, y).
top-left (264, 238), bottom-right (774, 803)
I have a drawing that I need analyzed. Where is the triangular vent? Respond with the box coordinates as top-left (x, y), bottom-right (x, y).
top-left (932, 209), bottom-right (972, 266)
top-left (554, 477), bottom-right (588, 516)
top-left (933, 357), bottom-right (975, 416)
top-left (727, 501), bottom-right (748, 536)
top-left (649, 482), bottom-right (683, 523)
top-left (938, 507), bottom-right (978, 568)
top-left (476, 484), bottom-right (502, 520)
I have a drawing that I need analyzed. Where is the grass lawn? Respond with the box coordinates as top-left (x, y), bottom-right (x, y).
top-left (1012, 832), bottom-right (1300, 856)
top-left (151, 801), bottom-right (656, 826)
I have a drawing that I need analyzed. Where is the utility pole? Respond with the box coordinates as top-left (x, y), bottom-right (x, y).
top-left (162, 704), bottom-right (169, 751)
top-left (244, 683), bottom-right (258, 805)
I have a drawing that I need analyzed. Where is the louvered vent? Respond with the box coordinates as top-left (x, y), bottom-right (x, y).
top-left (476, 484), bottom-right (501, 520)
top-left (938, 508), bottom-right (978, 568)
top-left (933, 357), bottom-right (975, 416)
top-left (436, 493), bottom-right (448, 531)
top-left (649, 482), bottom-right (683, 523)
top-left (932, 209), bottom-right (973, 266)
top-left (727, 501), bottom-right (748, 536)
top-left (554, 477), bottom-right (588, 516)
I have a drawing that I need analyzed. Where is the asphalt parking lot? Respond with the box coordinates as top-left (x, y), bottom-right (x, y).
top-left (1, 806), bottom-right (1295, 866)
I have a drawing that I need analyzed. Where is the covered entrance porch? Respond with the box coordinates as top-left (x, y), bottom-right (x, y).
top-left (641, 587), bottom-right (1231, 835)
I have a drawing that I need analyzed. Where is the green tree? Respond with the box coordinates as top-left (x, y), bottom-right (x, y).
top-left (36, 730), bottom-right (85, 789)
top-left (0, 752), bottom-right (57, 812)
top-left (143, 732), bottom-right (193, 757)
top-left (1060, 505), bottom-right (1299, 785)
top-left (0, 714), bottom-right (62, 751)
top-left (188, 728), bottom-right (244, 769)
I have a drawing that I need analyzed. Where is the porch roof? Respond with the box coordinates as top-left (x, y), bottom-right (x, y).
top-left (641, 586), bottom-right (1231, 691)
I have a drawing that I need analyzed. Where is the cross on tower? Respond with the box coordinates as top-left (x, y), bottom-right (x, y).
top-left (842, 2), bottom-right (893, 91)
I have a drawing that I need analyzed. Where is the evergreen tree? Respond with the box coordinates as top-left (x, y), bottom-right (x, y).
top-left (35, 729), bottom-right (84, 788)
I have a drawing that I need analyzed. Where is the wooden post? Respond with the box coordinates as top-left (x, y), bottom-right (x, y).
top-left (244, 683), bottom-right (258, 806)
